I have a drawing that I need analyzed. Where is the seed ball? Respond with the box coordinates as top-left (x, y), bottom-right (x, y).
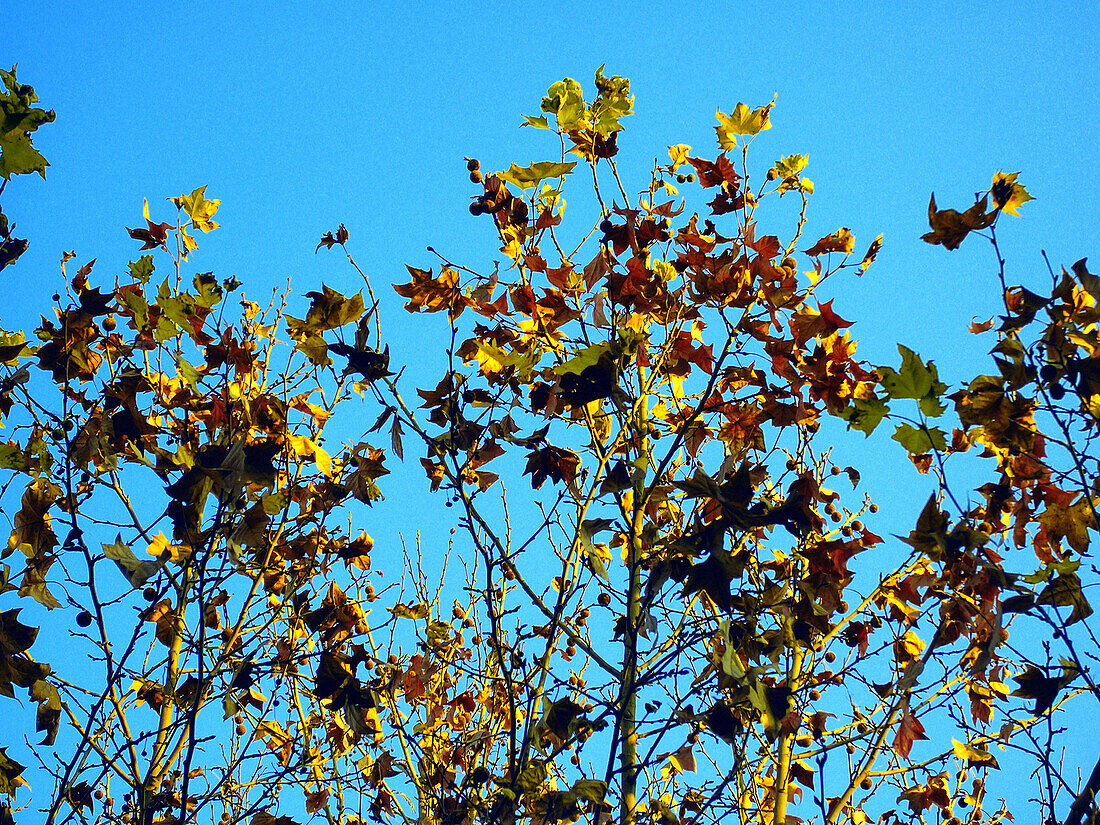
top-left (52, 293), bottom-right (61, 302)
top-left (767, 168), bottom-right (778, 181)
top-left (102, 316), bottom-right (117, 331)
top-left (235, 723), bottom-right (246, 736)
top-left (599, 219), bottom-right (613, 234)
top-left (143, 587), bottom-right (157, 601)
top-left (469, 203), bottom-right (483, 216)
top-left (825, 650), bottom-right (837, 663)
top-left (470, 170), bottom-right (483, 184)
top-left (809, 689), bottom-right (821, 700)
top-left (466, 159), bottom-right (480, 172)
top-left (860, 777), bottom-right (873, 790)
top-left (77, 610), bottom-right (93, 627)
top-left (676, 174), bottom-right (686, 183)
top-left (869, 503), bottom-right (879, 513)
top-left (598, 592), bottom-right (611, 607)
top-left (852, 520), bottom-right (864, 531)
top-left (830, 465), bottom-right (841, 475)
top-left (781, 256), bottom-right (797, 270)
top-left (686, 174), bottom-right (695, 182)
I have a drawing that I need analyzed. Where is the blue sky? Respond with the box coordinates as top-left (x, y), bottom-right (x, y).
top-left (4, 1), bottom-right (1100, 819)
top-left (8, 1), bottom-right (1098, 529)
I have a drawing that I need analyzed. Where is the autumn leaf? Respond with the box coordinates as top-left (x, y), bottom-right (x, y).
top-left (498, 160), bottom-right (577, 190)
top-left (951, 738), bottom-right (1000, 769)
top-left (990, 171), bottom-right (1033, 216)
top-left (860, 234), bottom-right (883, 272)
top-left (171, 185), bottom-right (220, 232)
top-left (0, 67), bottom-right (55, 180)
top-left (668, 144), bottom-right (691, 171)
top-left (921, 193), bottom-right (996, 250)
top-left (714, 97), bottom-right (776, 148)
top-left (805, 228), bottom-right (855, 257)
top-left (893, 712), bottom-right (928, 758)
top-left (103, 534), bottom-right (164, 587)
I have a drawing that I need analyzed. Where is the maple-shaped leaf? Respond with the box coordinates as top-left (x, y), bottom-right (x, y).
top-left (127, 199), bottom-right (172, 250)
top-left (804, 228), bottom-right (855, 257)
top-left (893, 712), bottom-right (928, 758)
top-left (169, 185), bottom-right (220, 232)
top-left (951, 738), bottom-right (1000, 769)
top-left (1012, 663), bottom-right (1079, 714)
top-left (0, 748), bottom-right (26, 796)
top-left (544, 697), bottom-right (585, 739)
top-left (668, 143), bottom-right (691, 171)
top-left (250, 813), bottom-right (302, 825)
top-left (301, 285), bottom-right (365, 332)
top-left (877, 345), bottom-right (947, 415)
top-left (103, 534), bottom-right (164, 588)
top-left (499, 160), bottom-right (576, 190)
top-left (990, 171), bottom-right (1032, 216)
top-left (330, 342), bottom-right (391, 382)
top-left (524, 445), bottom-right (580, 489)
top-left (1036, 570), bottom-right (1093, 625)
top-left (1037, 498), bottom-right (1095, 555)
top-left (921, 193), bottom-right (996, 250)
top-left (0, 67), bottom-right (55, 180)
top-left (316, 223), bottom-right (350, 251)
top-left (714, 97), bottom-right (775, 149)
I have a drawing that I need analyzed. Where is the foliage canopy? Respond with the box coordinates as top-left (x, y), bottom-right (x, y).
top-left (1, 67), bottom-right (1098, 825)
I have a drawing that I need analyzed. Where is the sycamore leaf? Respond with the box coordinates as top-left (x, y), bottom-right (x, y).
top-left (499, 160), bottom-right (577, 190)
top-left (990, 171), bottom-right (1032, 216)
top-left (951, 738), bottom-right (1000, 769)
top-left (668, 144), bottom-right (691, 171)
top-left (893, 712), bottom-right (928, 758)
top-left (714, 97), bottom-right (776, 148)
top-left (892, 423), bottom-right (947, 455)
top-left (103, 534), bottom-right (163, 588)
top-left (805, 228), bottom-right (855, 256)
top-left (877, 345), bottom-right (947, 414)
top-left (922, 193), bottom-right (996, 250)
top-left (837, 397), bottom-right (889, 435)
top-left (860, 234), bottom-right (883, 272)
top-left (668, 744), bottom-right (696, 774)
top-left (172, 185), bottom-right (220, 232)
top-left (775, 153), bottom-right (808, 178)
top-left (522, 114), bottom-right (550, 129)
top-left (553, 343), bottom-right (612, 376)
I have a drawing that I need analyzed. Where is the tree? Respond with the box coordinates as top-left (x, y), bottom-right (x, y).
top-left (0, 67), bottom-right (1097, 825)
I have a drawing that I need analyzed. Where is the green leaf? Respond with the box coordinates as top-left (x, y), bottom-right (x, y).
top-left (522, 115), bottom-right (549, 129)
top-left (128, 254), bottom-right (155, 284)
top-left (891, 423), bottom-right (947, 455)
top-left (498, 160), bottom-right (577, 191)
top-left (0, 66), bottom-right (55, 180)
top-left (540, 78), bottom-right (586, 132)
top-left (877, 345), bottom-right (946, 412)
top-left (836, 397), bottom-right (889, 435)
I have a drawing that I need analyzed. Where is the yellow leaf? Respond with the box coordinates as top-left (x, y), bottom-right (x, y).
top-left (951, 738), bottom-right (1000, 769)
top-left (990, 171), bottom-right (1033, 216)
top-left (146, 532), bottom-right (189, 564)
top-left (668, 744), bottom-right (696, 774)
top-left (314, 444), bottom-right (332, 478)
top-left (668, 144), bottom-right (691, 171)
top-left (861, 234), bottom-right (883, 272)
top-left (714, 96), bottom-right (777, 148)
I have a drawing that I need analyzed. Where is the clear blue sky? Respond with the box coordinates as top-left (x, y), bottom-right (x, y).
top-left (4, 1), bottom-right (1099, 818)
